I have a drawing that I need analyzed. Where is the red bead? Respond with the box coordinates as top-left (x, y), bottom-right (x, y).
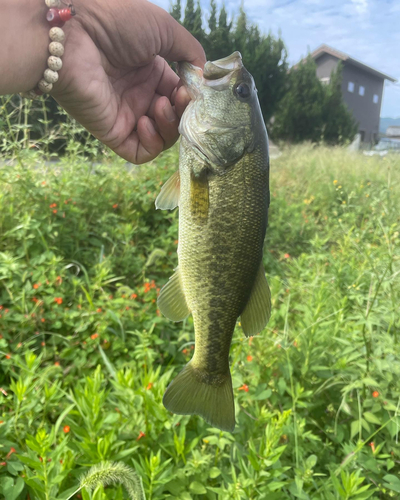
top-left (46, 9), bottom-right (65, 27)
top-left (59, 8), bottom-right (73, 22)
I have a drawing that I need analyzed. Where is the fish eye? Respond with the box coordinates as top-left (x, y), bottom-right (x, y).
top-left (234, 82), bottom-right (251, 100)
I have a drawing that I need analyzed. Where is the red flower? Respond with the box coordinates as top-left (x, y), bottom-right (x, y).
top-left (372, 391), bottom-right (379, 398)
top-left (91, 333), bottom-right (99, 340)
top-left (6, 447), bottom-right (16, 459)
top-left (54, 361), bottom-right (60, 367)
top-left (182, 348), bottom-right (188, 355)
top-left (112, 203), bottom-right (118, 209)
top-left (96, 308), bottom-right (102, 313)
top-left (33, 284), bottom-right (39, 289)
top-left (284, 253), bottom-right (290, 259)
top-left (41, 342), bottom-right (45, 347)
top-left (54, 297), bottom-right (63, 305)
top-left (136, 431), bottom-right (146, 441)
top-left (0, 462), bottom-right (6, 466)
top-left (246, 355), bottom-right (253, 362)
top-left (41, 318), bottom-right (45, 323)
top-left (131, 293), bottom-right (137, 299)
top-left (238, 384), bottom-right (249, 392)
top-left (369, 442), bottom-right (376, 453)
top-left (144, 283), bottom-right (151, 293)
top-left (63, 425), bottom-right (70, 434)
top-left (5, 354), bottom-right (11, 360)
top-left (146, 382), bottom-right (153, 390)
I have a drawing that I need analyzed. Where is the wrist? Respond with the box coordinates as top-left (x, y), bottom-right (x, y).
top-left (0, 0), bottom-right (49, 94)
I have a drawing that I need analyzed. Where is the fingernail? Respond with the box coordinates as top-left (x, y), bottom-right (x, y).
top-left (163, 103), bottom-right (176, 122)
top-left (146, 120), bottom-right (157, 136)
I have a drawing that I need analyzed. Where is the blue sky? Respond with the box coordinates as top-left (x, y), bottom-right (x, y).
top-left (152, 0), bottom-right (400, 117)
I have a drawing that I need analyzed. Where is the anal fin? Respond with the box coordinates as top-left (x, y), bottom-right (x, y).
top-left (241, 262), bottom-right (271, 337)
top-left (157, 268), bottom-right (190, 322)
top-left (155, 170), bottom-right (180, 210)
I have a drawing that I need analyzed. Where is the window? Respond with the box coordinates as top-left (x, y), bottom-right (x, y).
top-left (348, 81), bottom-right (355, 92)
top-left (373, 94), bottom-right (379, 104)
top-left (359, 85), bottom-right (365, 96)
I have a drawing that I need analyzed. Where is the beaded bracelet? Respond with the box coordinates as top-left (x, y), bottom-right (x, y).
top-left (20, 0), bottom-right (76, 99)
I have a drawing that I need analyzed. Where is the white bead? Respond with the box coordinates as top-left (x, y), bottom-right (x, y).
top-left (20, 90), bottom-right (38, 100)
top-left (49, 27), bottom-right (65, 43)
top-left (45, 0), bottom-right (62, 7)
top-left (38, 79), bottom-right (53, 94)
top-left (49, 42), bottom-right (64, 57)
top-left (48, 56), bottom-right (63, 71)
top-left (44, 69), bottom-right (59, 84)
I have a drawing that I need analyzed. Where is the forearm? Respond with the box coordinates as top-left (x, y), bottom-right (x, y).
top-left (0, 0), bottom-right (49, 94)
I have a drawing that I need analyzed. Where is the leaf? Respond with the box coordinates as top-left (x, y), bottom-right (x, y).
top-left (189, 481), bottom-right (207, 494)
top-left (209, 467), bottom-right (221, 478)
top-left (254, 389), bottom-right (272, 400)
top-left (99, 345), bottom-right (117, 379)
top-left (383, 474), bottom-right (400, 493)
top-left (363, 412), bottom-right (381, 425)
top-left (351, 420), bottom-right (360, 439)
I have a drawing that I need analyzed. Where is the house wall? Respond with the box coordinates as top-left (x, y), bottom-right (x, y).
top-left (315, 53), bottom-right (340, 80)
top-left (314, 53), bottom-right (384, 143)
top-left (341, 63), bottom-right (383, 143)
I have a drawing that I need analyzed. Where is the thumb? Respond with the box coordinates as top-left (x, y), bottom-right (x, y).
top-left (153, 5), bottom-right (206, 68)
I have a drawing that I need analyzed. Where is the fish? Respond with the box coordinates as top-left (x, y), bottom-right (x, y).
top-left (155, 51), bottom-right (271, 432)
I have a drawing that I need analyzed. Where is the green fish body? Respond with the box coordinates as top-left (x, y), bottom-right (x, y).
top-left (156, 52), bottom-right (271, 432)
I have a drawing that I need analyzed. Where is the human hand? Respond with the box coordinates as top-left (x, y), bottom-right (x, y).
top-left (50, 0), bottom-right (205, 164)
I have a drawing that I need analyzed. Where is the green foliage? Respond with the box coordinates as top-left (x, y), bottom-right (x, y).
top-left (272, 56), bottom-right (326, 143)
top-left (1, 125), bottom-right (400, 499)
top-left (171, 1), bottom-right (288, 123)
top-left (323, 63), bottom-right (358, 145)
top-left (272, 57), bottom-right (357, 145)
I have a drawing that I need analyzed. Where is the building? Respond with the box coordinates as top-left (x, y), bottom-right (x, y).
top-left (309, 44), bottom-right (397, 143)
top-left (386, 125), bottom-right (400, 139)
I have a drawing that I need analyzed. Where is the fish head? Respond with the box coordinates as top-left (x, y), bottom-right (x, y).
top-left (178, 52), bottom-right (265, 168)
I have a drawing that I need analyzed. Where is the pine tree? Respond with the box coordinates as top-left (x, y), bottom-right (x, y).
top-left (208, 0), bottom-right (217, 32)
top-left (183, 0), bottom-right (196, 33)
top-left (272, 56), bottom-right (325, 142)
top-left (170, 0), bottom-right (181, 23)
top-left (323, 63), bottom-right (357, 144)
top-left (192, 1), bottom-right (205, 44)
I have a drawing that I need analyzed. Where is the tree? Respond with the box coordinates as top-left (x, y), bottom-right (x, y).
top-left (208, 0), bottom-right (217, 32)
top-left (272, 56), bottom-right (325, 143)
top-left (183, 0), bottom-right (196, 33)
top-left (170, 0), bottom-right (181, 23)
top-left (231, 8), bottom-right (288, 122)
top-left (323, 63), bottom-right (357, 144)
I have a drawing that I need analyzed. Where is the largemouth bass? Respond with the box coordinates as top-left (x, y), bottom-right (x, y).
top-left (156, 52), bottom-right (271, 432)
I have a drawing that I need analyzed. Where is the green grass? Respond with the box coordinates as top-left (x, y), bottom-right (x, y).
top-left (0, 141), bottom-right (399, 499)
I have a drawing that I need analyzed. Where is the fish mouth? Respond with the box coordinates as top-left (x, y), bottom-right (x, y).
top-left (203, 51), bottom-right (243, 80)
top-left (178, 52), bottom-right (244, 95)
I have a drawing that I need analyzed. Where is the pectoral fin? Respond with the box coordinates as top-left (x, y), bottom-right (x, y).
top-left (241, 263), bottom-right (271, 337)
top-left (190, 170), bottom-right (209, 224)
top-left (155, 170), bottom-right (180, 210)
top-left (157, 268), bottom-right (190, 322)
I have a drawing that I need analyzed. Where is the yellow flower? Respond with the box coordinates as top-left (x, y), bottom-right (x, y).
top-left (333, 180), bottom-right (338, 184)
top-left (338, 185), bottom-right (342, 189)
top-left (366, 194), bottom-right (370, 198)
top-left (342, 201), bottom-right (346, 204)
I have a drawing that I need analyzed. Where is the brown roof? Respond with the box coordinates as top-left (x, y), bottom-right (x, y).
top-left (309, 44), bottom-right (397, 82)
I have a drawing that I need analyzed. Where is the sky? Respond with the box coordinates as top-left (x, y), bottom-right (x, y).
top-left (151, 0), bottom-right (400, 118)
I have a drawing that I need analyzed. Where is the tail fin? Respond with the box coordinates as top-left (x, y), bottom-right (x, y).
top-left (163, 363), bottom-right (235, 432)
